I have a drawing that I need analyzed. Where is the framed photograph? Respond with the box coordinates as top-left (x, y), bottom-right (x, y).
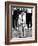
top-left (5, 1), bottom-right (37, 45)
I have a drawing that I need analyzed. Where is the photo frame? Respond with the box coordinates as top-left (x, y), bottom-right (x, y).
top-left (5, 1), bottom-right (37, 45)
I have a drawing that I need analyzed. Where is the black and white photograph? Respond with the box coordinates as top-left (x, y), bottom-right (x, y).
top-left (11, 7), bottom-right (32, 38)
top-left (5, 2), bottom-right (37, 44)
